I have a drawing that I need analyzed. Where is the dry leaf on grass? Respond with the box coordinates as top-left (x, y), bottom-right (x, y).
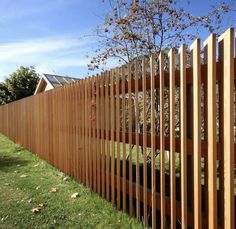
top-left (49, 187), bottom-right (58, 193)
top-left (20, 174), bottom-right (28, 178)
top-left (31, 203), bottom-right (45, 213)
top-left (31, 207), bottom-right (40, 213)
top-left (71, 193), bottom-right (80, 198)
top-left (63, 176), bottom-right (69, 181)
top-left (1, 215), bottom-right (8, 222)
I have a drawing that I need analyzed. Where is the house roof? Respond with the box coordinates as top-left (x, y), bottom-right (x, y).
top-left (43, 74), bottom-right (79, 88)
top-left (34, 73), bottom-right (79, 94)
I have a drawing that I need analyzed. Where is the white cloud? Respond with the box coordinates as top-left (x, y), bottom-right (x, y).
top-left (35, 57), bottom-right (89, 74)
top-left (0, 35), bottom-right (95, 81)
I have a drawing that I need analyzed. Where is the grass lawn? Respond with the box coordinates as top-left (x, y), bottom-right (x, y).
top-left (0, 134), bottom-right (144, 229)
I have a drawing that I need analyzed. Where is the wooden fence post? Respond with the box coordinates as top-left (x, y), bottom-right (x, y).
top-left (218, 28), bottom-right (235, 229)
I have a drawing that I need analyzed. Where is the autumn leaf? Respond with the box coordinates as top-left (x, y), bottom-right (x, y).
top-left (63, 176), bottom-right (69, 181)
top-left (49, 187), bottom-right (58, 193)
top-left (20, 174), bottom-right (28, 178)
top-left (31, 207), bottom-right (40, 213)
top-left (71, 193), bottom-right (80, 198)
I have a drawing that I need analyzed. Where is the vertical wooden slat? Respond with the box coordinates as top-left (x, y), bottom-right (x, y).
top-left (134, 60), bottom-right (140, 221)
top-left (96, 74), bottom-right (101, 195)
top-left (201, 34), bottom-right (209, 226)
top-left (91, 78), bottom-right (94, 189)
top-left (150, 54), bottom-right (156, 229)
top-left (179, 44), bottom-right (187, 228)
top-left (88, 78), bottom-right (93, 188)
top-left (203, 59), bottom-right (209, 227)
top-left (204, 33), bottom-right (217, 229)
top-left (128, 63), bottom-right (133, 216)
top-left (190, 38), bottom-right (202, 229)
top-left (65, 86), bottom-right (69, 174)
top-left (92, 77), bottom-right (97, 192)
top-left (122, 65), bottom-right (127, 212)
top-left (218, 35), bottom-right (225, 228)
top-left (85, 78), bottom-right (89, 186)
top-left (116, 67), bottom-right (121, 209)
top-left (77, 81), bottom-right (81, 182)
top-left (71, 84), bottom-right (76, 178)
top-left (159, 51), bottom-right (165, 229)
top-left (69, 85), bottom-right (73, 176)
top-left (74, 83), bottom-right (78, 179)
top-left (101, 73), bottom-right (106, 198)
top-left (168, 48), bottom-right (176, 229)
top-left (218, 28), bottom-right (235, 229)
top-left (111, 69), bottom-right (115, 205)
top-left (81, 80), bottom-right (84, 183)
top-left (105, 71), bottom-right (110, 201)
top-left (142, 57), bottom-right (148, 226)
top-left (82, 80), bottom-right (86, 185)
top-left (68, 85), bottom-right (72, 177)
top-left (77, 82), bottom-right (81, 181)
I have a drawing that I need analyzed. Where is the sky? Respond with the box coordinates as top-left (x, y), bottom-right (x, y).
top-left (0, 0), bottom-right (235, 82)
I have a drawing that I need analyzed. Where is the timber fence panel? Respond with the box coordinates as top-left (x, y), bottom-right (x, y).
top-left (0, 29), bottom-right (235, 229)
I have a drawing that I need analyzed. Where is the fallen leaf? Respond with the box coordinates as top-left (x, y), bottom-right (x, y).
top-left (28, 198), bottom-right (32, 203)
top-left (31, 207), bottom-right (40, 213)
top-left (71, 192), bottom-right (80, 198)
top-left (20, 174), bottom-right (28, 178)
top-left (49, 187), bottom-right (58, 193)
top-left (63, 176), bottom-right (69, 181)
top-left (1, 215), bottom-right (8, 222)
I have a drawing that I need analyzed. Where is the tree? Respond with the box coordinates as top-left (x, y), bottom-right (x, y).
top-left (88, 0), bottom-right (234, 70)
top-left (0, 66), bottom-right (39, 105)
top-left (88, 0), bottom-right (235, 159)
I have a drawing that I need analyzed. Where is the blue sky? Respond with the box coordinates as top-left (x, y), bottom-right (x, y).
top-left (0, 0), bottom-right (235, 82)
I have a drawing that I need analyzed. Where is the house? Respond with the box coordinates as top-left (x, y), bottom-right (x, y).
top-left (34, 74), bottom-right (79, 94)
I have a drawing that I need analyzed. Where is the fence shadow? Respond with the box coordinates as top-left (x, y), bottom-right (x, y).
top-left (0, 154), bottom-right (29, 172)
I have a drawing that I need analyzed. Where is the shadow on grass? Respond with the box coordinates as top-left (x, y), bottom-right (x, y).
top-left (0, 154), bottom-right (29, 172)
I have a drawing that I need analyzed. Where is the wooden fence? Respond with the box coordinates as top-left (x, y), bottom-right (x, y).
top-left (0, 28), bottom-right (235, 228)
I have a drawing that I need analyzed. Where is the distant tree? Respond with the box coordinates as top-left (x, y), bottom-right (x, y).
top-left (0, 66), bottom-right (39, 105)
top-left (88, 0), bottom-right (235, 70)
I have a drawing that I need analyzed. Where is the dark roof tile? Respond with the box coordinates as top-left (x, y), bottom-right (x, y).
top-left (44, 74), bottom-right (79, 88)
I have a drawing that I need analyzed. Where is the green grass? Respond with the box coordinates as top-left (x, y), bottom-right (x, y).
top-left (0, 134), bottom-right (144, 229)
